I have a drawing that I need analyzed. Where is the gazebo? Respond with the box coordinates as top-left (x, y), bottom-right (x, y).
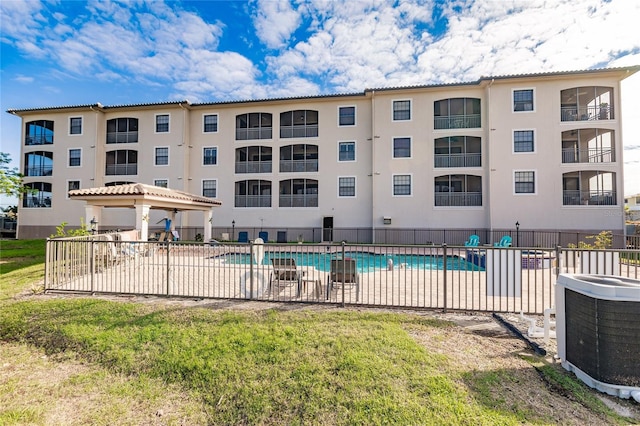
top-left (68, 183), bottom-right (222, 241)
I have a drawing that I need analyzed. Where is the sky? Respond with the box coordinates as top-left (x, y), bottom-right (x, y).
top-left (1, 0), bottom-right (639, 210)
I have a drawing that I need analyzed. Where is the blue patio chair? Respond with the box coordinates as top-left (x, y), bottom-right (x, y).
top-left (238, 231), bottom-right (249, 243)
top-left (464, 234), bottom-right (480, 247)
top-left (258, 231), bottom-right (268, 242)
top-left (494, 235), bottom-right (512, 247)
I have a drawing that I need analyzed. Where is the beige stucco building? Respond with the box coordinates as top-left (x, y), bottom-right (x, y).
top-left (8, 66), bottom-right (639, 241)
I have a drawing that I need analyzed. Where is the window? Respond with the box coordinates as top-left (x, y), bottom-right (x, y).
top-left (393, 174), bottom-right (412, 196)
top-left (515, 171), bottom-right (535, 194)
top-left (434, 98), bottom-right (481, 129)
top-left (25, 120), bottom-right (54, 145)
top-left (235, 146), bottom-right (272, 173)
top-left (155, 114), bottom-right (169, 133)
top-left (280, 110), bottom-right (318, 138)
top-left (235, 113), bottom-right (272, 140)
top-left (434, 136), bottom-right (482, 167)
top-left (155, 147), bottom-right (169, 166)
top-left (203, 114), bottom-right (218, 133)
top-left (202, 179), bottom-right (217, 198)
top-left (279, 144), bottom-right (319, 172)
top-left (203, 147), bottom-right (217, 165)
top-left (393, 137), bottom-right (411, 158)
top-left (513, 89), bottom-right (534, 112)
top-left (67, 180), bottom-right (80, 197)
top-left (513, 130), bottom-right (534, 153)
top-left (106, 118), bottom-right (138, 143)
top-left (69, 148), bottom-right (81, 167)
top-left (338, 106), bottom-right (356, 126)
top-left (69, 117), bottom-right (82, 135)
top-left (24, 151), bottom-right (53, 176)
top-left (154, 179), bottom-right (168, 188)
top-left (279, 179), bottom-right (319, 207)
top-left (338, 142), bottom-right (355, 161)
top-left (235, 180), bottom-right (272, 207)
top-left (393, 100), bottom-right (411, 121)
top-left (339, 177), bottom-right (356, 197)
top-left (105, 150), bottom-right (138, 175)
top-left (23, 182), bottom-right (52, 208)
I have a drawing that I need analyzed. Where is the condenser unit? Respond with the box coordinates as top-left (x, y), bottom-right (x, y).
top-left (556, 273), bottom-right (640, 401)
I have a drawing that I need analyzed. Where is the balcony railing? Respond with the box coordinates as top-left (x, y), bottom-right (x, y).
top-left (235, 195), bottom-right (272, 208)
top-left (25, 136), bottom-right (53, 145)
top-left (235, 161), bottom-right (272, 174)
top-left (561, 105), bottom-right (613, 122)
top-left (279, 194), bottom-right (318, 207)
top-left (434, 192), bottom-right (482, 207)
top-left (434, 153), bottom-right (481, 168)
top-left (280, 125), bottom-right (318, 138)
top-left (279, 160), bottom-right (319, 173)
top-left (563, 190), bottom-right (617, 206)
top-left (434, 114), bottom-right (481, 130)
top-left (24, 166), bottom-right (53, 176)
top-left (561, 148), bottom-right (615, 164)
top-left (235, 128), bottom-right (272, 140)
top-left (105, 164), bottom-right (138, 175)
top-left (106, 131), bottom-right (138, 144)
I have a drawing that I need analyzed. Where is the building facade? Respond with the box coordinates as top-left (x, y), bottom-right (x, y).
top-left (8, 67), bottom-right (638, 240)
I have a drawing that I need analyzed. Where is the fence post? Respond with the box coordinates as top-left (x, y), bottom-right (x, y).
top-left (249, 240), bottom-right (255, 299)
top-left (443, 243), bottom-right (448, 313)
top-left (90, 240), bottom-right (95, 294)
top-left (555, 245), bottom-right (562, 276)
top-left (166, 241), bottom-right (171, 296)
top-left (341, 241), bottom-right (346, 308)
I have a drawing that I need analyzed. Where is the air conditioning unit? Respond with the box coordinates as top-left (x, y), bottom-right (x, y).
top-left (556, 273), bottom-right (640, 402)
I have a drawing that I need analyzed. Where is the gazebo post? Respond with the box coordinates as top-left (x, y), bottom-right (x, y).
top-left (135, 204), bottom-right (151, 241)
top-left (205, 209), bottom-right (213, 242)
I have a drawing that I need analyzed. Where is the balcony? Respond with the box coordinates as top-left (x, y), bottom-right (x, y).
top-left (235, 161), bottom-right (272, 174)
top-left (236, 128), bottom-right (272, 140)
top-left (434, 114), bottom-right (481, 130)
top-left (561, 105), bottom-right (613, 122)
top-left (435, 192), bottom-right (482, 207)
top-left (280, 125), bottom-right (318, 138)
top-left (280, 160), bottom-right (318, 173)
top-left (25, 136), bottom-right (53, 146)
top-left (279, 194), bottom-right (318, 208)
top-left (235, 195), bottom-right (272, 208)
top-left (561, 148), bottom-right (615, 164)
top-left (563, 190), bottom-right (617, 206)
top-left (107, 131), bottom-right (138, 144)
top-left (24, 166), bottom-right (53, 177)
top-left (106, 164), bottom-right (138, 175)
top-left (434, 153), bottom-right (481, 168)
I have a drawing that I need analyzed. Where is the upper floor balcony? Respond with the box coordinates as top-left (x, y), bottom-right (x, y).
top-left (435, 192), bottom-right (482, 207)
top-left (279, 194), bottom-right (319, 208)
top-left (280, 159), bottom-right (318, 173)
top-left (562, 171), bottom-right (617, 206)
top-left (562, 190), bottom-right (617, 206)
top-left (236, 161), bottom-right (272, 174)
top-left (434, 98), bottom-right (481, 130)
top-left (561, 129), bottom-right (615, 164)
top-left (235, 195), bottom-right (272, 208)
top-left (434, 153), bottom-right (482, 168)
top-left (561, 86), bottom-right (613, 122)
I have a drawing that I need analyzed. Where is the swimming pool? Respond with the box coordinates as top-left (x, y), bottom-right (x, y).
top-left (218, 251), bottom-right (484, 272)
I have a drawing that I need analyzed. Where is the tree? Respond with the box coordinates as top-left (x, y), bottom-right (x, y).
top-left (0, 152), bottom-right (28, 198)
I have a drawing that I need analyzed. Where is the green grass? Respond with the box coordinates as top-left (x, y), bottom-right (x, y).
top-left (1, 240), bottom-right (637, 425)
top-left (0, 239), bottom-right (46, 300)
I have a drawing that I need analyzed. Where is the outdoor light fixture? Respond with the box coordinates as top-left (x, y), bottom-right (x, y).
top-left (232, 220), bottom-right (236, 241)
top-left (90, 217), bottom-right (98, 234)
top-left (515, 221), bottom-right (520, 247)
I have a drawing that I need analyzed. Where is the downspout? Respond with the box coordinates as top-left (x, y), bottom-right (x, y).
top-left (371, 90), bottom-right (376, 243)
top-left (178, 100), bottom-right (191, 232)
top-left (487, 79), bottom-right (494, 233)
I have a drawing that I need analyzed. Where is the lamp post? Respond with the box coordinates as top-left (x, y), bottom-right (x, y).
top-left (515, 221), bottom-right (520, 247)
top-left (232, 220), bottom-right (235, 241)
top-left (90, 217), bottom-right (98, 235)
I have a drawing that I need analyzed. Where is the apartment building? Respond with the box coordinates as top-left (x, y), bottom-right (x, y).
top-left (8, 66), bottom-right (638, 240)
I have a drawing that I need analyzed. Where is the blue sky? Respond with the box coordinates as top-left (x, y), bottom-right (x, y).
top-left (1, 0), bottom-right (639, 209)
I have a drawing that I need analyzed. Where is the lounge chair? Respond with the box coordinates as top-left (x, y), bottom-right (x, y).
top-left (327, 258), bottom-right (359, 301)
top-left (494, 235), bottom-right (512, 247)
top-left (270, 258), bottom-right (300, 291)
top-left (464, 234), bottom-right (480, 247)
top-left (238, 231), bottom-right (249, 243)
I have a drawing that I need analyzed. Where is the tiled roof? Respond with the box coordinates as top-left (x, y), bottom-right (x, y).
top-left (69, 183), bottom-right (222, 206)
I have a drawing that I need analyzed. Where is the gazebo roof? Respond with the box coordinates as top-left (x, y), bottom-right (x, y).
top-left (69, 183), bottom-right (222, 211)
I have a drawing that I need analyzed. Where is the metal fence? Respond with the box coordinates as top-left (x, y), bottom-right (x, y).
top-left (45, 235), bottom-right (640, 315)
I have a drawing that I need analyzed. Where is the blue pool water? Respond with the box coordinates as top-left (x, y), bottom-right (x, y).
top-left (219, 251), bottom-right (484, 272)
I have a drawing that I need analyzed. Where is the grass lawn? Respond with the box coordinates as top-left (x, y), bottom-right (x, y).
top-left (0, 239), bottom-right (637, 425)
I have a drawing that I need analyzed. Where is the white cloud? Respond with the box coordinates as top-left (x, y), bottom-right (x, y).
top-left (253, 0), bottom-right (302, 49)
